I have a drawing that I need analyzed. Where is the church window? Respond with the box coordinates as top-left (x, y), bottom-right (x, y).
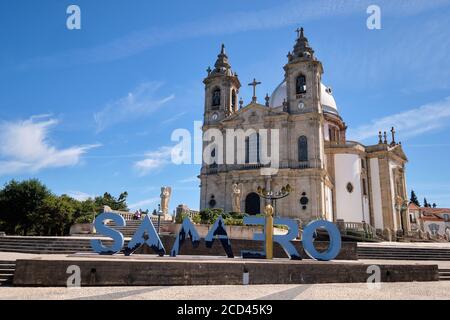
top-left (329, 126), bottom-right (340, 142)
top-left (362, 178), bottom-right (367, 196)
top-left (212, 88), bottom-right (221, 107)
top-left (245, 133), bottom-right (260, 164)
top-left (346, 182), bottom-right (354, 193)
top-left (231, 89), bottom-right (237, 111)
top-left (298, 136), bottom-right (308, 162)
top-left (296, 75), bottom-right (306, 94)
top-left (300, 192), bottom-right (309, 210)
top-left (361, 158), bottom-right (366, 169)
top-left (209, 195), bottom-right (216, 208)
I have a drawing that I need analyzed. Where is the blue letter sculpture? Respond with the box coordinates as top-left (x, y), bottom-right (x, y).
top-left (241, 216), bottom-right (266, 258)
top-left (250, 217), bottom-right (302, 259)
top-left (124, 215), bottom-right (165, 256)
top-left (302, 220), bottom-right (341, 261)
top-left (90, 212), bottom-right (125, 254)
top-left (204, 216), bottom-right (234, 258)
top-left (170, 217), bottom-right (201, 257)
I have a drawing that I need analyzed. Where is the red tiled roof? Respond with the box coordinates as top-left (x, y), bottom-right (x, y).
top-left (419, 216), bottom-right (445, 222)
top-left (408, 203), bottom-right (420, 210)
top-left (421, 207), bottom-right (450, 215)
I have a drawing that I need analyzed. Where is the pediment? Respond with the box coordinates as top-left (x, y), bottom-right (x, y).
top-left (222, 102), bottom-right (283, 125)
top-left (390, 144), bottom-right (408, 162)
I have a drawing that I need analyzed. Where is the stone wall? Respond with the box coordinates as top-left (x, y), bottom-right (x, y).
top-left (136, 235), bottom-right (358, 260)
top-left (13, 258), bottom-right (439, 287)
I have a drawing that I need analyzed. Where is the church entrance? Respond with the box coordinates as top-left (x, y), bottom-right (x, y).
top-left (245, 192), bottom-right (260, 215)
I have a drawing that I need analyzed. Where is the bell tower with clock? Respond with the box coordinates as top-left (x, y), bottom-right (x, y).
top-left (203, 44), bottom-right (241, 125)
top-left (284, 28), bottom-right (323, 115)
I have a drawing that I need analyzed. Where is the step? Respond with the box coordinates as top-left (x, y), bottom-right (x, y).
top-left (357, 252), bottom-right (450, 256)
top-left (358, 256), bottom-right (450, 260)
top-left (358, 249), bottom-right (450, 253)
top-left (0, 278), bottom-right (13, 284)
top-left (0, 245), bottom-right (93, 250)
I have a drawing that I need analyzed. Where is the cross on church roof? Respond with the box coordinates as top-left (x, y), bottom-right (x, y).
top-left (248, 78), bottom-right (261, 103)
top-left (296, 27), bottom-right (304, 39)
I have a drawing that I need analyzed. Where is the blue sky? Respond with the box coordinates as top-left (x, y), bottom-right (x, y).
top-left (1, 0), bottom-right (450, 212)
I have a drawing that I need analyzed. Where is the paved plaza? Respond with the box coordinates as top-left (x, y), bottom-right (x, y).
top-left (1, 246), bottom-right (450, 300)
top-left (1, 282), bottom-right (450, 300)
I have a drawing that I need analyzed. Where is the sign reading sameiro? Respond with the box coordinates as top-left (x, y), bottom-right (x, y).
top-left (91, 213), bottom-right (342, 261)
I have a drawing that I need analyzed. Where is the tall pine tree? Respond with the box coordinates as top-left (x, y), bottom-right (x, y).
top-left (410, 190), bottom-right (420, 206)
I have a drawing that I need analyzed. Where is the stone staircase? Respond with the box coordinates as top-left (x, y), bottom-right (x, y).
top-left (106, 219), bottom-right (173, 237)
top-left (439, 269), bottom-right (450, 281)
top-left (0, 261), bottom-right (15, 286)
top-left (0, 236), bottom-right (107, 254)
top-left (357, 245), bottom-right (450, 261)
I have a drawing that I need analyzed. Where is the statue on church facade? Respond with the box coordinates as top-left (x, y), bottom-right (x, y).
top-left (231, 183), bottom-right (241, 213)
top-left (160, 186), bottom-right (172, 215)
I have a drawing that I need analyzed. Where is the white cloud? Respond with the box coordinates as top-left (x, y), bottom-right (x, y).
top-left (347, 97), bottom-right (450, 142)
top-left (161, 111), bottom-right (187, 125)
top-left (94, 82), bottom-right (175, 133)
top-left (178, 175), bottom-right (199, 184)
top-left (134, 145), bottom-right (179, 176)
top-left (0, 116), bottom-right (100, 176)
top-left (66, 191), bottom-right (97, 201)
top-left (20, 0), bottom-right (450, 69)
top-left (129, 197), bottom-right (160, 210)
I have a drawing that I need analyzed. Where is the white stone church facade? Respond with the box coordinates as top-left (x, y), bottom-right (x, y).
top-left (199, 29), bottom-right (409, 235)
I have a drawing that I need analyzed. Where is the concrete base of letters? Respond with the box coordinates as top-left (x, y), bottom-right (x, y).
top-left (13, 254), bottom-right (439, 286)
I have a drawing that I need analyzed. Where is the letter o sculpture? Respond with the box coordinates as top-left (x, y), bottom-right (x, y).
top-left (302, 220), bottom-right (341, 261)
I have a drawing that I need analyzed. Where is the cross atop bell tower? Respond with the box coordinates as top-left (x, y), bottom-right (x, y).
top-left (248, 78), bottom-right (261, 103)
top-left (291, 27), bottom-right (315, 61)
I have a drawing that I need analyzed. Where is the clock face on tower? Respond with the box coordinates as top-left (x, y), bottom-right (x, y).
top-left (211, 113), bottom-right (218, 121)
top-left (298, 102), bottom-right (305, 110)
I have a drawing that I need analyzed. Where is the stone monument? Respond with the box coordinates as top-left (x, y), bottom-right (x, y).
top-left (160, 186), bottom-right (172, 220)
top-left (231, 183), bottom-right (241, 213)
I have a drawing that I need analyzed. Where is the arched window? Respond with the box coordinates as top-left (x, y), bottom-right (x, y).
top-left (231, 89), bottom-right (237, 111)
top-left (296, 75), bottom-right (306, 94)
top-left (212, 88), bottom-right (221, 107)
top-left (245, 133), bottom-right (260, 164)
top-left (298, 136), bottom-right (308, 162)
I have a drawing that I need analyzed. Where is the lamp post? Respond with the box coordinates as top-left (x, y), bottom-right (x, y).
top-left (256, 184), bottom-right (292, 259)
top-left (256, 184), bottom-right (292, 217)
top-left (157, 204), bottom-right (163, 235)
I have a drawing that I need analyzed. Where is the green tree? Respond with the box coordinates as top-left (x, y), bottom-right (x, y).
top-left (0, 179), bottom-right (51, 235)
top-left (75, 198), bottom-right (97, 223)
top-left (94, 192), bottom-right (128, 211)
top-left (34, 195), bottom-right (76, 236)
top-left (199, 208), bottom-right (223, 224)
top-left (423, 198), bottom-right (429, 208)
top-left (410, 190), bottom-right (420, 207)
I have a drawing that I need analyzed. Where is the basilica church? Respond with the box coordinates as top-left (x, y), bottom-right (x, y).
top-left (199, 28), bottom-right (410, 235)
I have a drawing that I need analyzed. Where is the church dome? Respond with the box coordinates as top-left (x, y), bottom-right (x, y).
top-left (269, 80), bottom-right (338, 114)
